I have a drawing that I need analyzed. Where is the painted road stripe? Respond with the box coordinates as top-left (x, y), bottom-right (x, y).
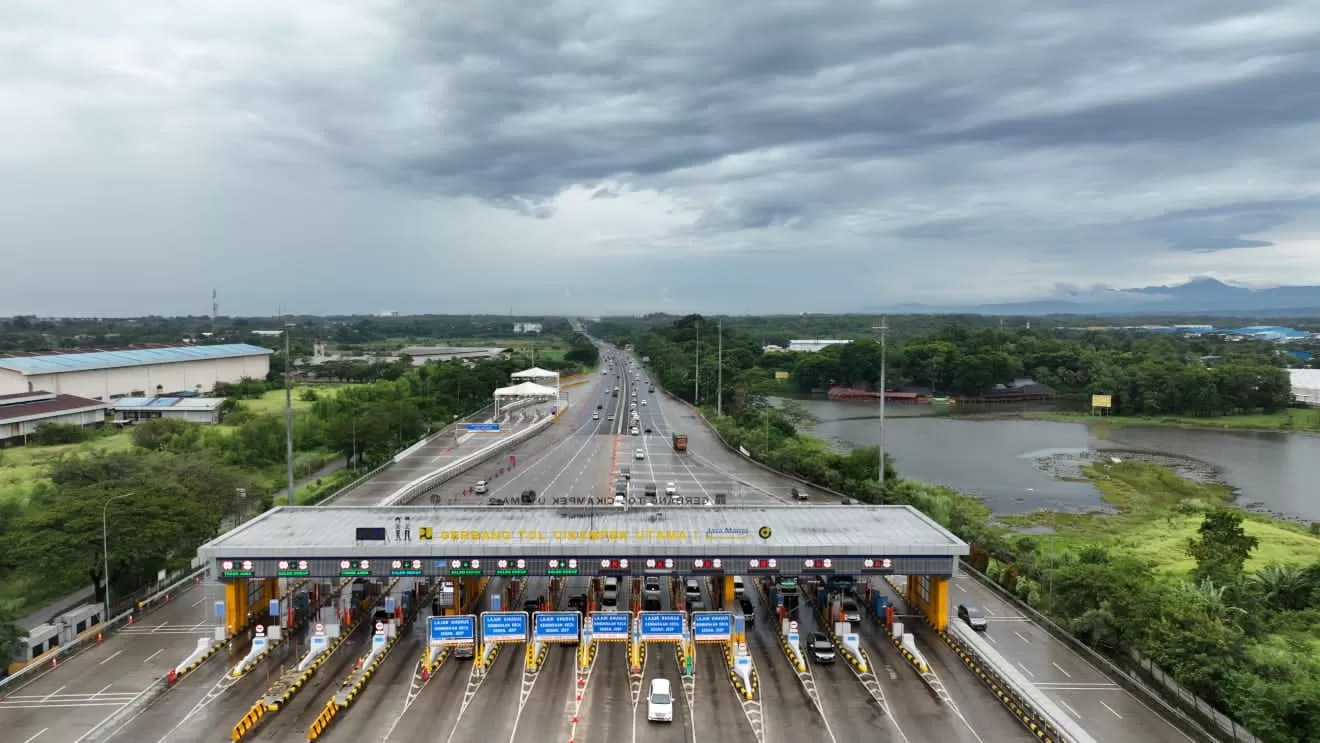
top-left (1052, 662), bottom-right (1072, 678)
top-left (22, 728), bottom-right (49, 743)
top-left (98, 650), bottom-right (124, 665)
top-left (143, 649), bottom-right (164, 663)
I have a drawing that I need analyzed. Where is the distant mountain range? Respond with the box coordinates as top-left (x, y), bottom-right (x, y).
top-left (875, 278), bottom-right (1320, 318)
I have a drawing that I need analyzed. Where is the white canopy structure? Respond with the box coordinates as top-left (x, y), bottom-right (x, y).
top-left (511, 367), bottom-right (559, 381)
top-left (492, 380), bottom-right (560, 416)
top-left (493, 381), bottom-right (559, 399)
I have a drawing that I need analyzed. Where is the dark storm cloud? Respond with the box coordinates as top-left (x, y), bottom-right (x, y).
top-left (5, 0), bottom-right (1320, 316)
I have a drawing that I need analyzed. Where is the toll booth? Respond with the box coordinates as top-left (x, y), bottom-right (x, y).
top-left (8, 623), bottom-right (60, 673)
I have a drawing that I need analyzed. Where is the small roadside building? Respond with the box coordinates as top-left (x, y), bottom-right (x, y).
top-left (0, 391), bottom-right (108, 445)
top-left (110, 396), bottom-right (227, 425)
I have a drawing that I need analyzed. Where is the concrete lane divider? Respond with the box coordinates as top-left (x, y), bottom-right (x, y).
top-left (230, 701), bottom-right (268, 741)
top-left (381, 408), bottom-right (563, 505)
top-left (307, 701), bottom-right (338, 741)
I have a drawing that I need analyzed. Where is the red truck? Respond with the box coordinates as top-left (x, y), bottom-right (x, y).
top-left (672, 433), bottom-right (688, 452)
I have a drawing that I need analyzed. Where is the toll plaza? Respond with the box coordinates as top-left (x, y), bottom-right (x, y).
top-left (197, 504), bottom-right (968, 633)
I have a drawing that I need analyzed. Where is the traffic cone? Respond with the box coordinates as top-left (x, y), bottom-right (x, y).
top-left (97, 632), bottom-right (103, 643)
top-left (51, 657), bottom-right (57, 669)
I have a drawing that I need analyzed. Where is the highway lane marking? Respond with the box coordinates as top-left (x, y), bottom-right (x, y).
top-left (143, 649), bottom-right (163, 663)
top-left (21, 728), bottom-right (48, 743)
top-left (1058, 699), bottom-right (1082, 718)
top-left (1013, 631), bottom-right (1030, 643)
top-left (1051, 661), bottom-right (1072, 678)
top-left (42, 685), bottom-right (67, 701)
top-left (92, 683), bottom-right (113, 698)
top-left (98, 650), bottom-right (124, 665)
top-left (1100, 700), bottom-right (1124, 718)
top-left (1016, 662), bottom-right (1035, 678)
top-left (955, 583), bottom-right (966, 592)
top-left (191, 597), bottom-right (206, 607)
top-left (151, 622), bottom-right (168, 634)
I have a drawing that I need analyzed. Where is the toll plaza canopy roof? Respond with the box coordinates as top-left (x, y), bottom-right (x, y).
top-left (511, 367), bottom-right (559, 380)
top-left (198, 505), bottom-right (969, 579)
top-left (492, 381), bottom-right (558, 398)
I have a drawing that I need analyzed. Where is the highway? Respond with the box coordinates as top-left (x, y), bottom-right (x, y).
top-left (950, 574), bottom-right (1195, 743)
top-left (3, 346), bottom-right (1189, 743)
top-left (0, 580), bottom-right (235, 743)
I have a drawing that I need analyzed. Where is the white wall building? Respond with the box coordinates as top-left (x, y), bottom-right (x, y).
top-left (0, 391), bottom-right (108, 444)
top-left (111, 396), bottom-right (226, 424)
top-left (1289, 369), bottom-right (1320, 407)
top-left (786, 339), bottom-right (854, 353)
top-left (0, 344), bottom-right (272, 401)
top-left (513, 323), bottom-right (543, 334)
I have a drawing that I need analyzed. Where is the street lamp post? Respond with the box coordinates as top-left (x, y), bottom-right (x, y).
top-left (872, 318), bottom-right (889, 484)
top-left (102, 492), bottom-right (133, 623)
top-left (284, 320), bottom-right (296, 505)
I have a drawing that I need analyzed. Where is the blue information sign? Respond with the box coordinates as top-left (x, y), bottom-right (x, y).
top-left (692, 612), bottom-right (732, 641)
top-left (481, 611), bottom-right (528, 642)
top-left (467, 423), bottom-right (502, 432)
top-left (589, 612), bottom-right (630, 640)
top-left (429, 615), bottom-right (476, 645)
top-left (534, 612), bottom-right (580, 642)
top-left (639, 612), bottom-right (685, 641)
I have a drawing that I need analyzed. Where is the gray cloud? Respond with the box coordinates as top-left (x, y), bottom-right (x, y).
top-left (2, 0), bottom-right (1320, 316)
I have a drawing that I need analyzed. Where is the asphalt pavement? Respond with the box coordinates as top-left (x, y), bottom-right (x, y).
top-left (0, 581), bottom-right (233, 743)
top-left (950, 575), bottom-right (1195, 743)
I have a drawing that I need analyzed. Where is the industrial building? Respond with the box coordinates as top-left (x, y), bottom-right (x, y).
top-left (764, 339), bottom-right (854, 353)
top-left (1289, 369), bottom-right (1320, 407)
top-left (397, 346), bottom-right (510, 364)
top-left (110, 396), bottom-right (227, 424)
top-left (0, 391), bottom-right (108, 445)
top-left (0, 344), bottom-right (272, 401)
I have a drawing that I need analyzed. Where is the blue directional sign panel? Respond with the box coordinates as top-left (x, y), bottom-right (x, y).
top-left (534, 612), bottom-right (580, 643)
top-left (589, 612), bottom-right (630, 640)
top-left (481, 611), bottom-right (528, 643)
top-left (467, 423), bottom-right (502, 432)
top-left (692, 612), bottom-right (732, 642)
top-left (639, 611), bottom-right (685, 641)
top-left (429, 615), bottom-right (476, 646)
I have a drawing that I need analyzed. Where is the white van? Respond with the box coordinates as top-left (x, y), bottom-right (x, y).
top-left (733, 576), bottom-right (745, 597)
top-left (647, 678), bottom-right (673, 722)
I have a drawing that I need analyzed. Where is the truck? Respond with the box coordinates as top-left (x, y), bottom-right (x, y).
top-left (671, 432), bottom-right (688, 452)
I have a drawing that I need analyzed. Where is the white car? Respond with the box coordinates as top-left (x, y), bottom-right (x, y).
top-left (630, 426), bottom-right (639, 435)
top-left (473, 481), bottom-right (488, 494)
top-left (634, 449), bottom-right (645, 460)
top-left (613, 494), bottom-right (626, 507)
top-left (640, 400), bottom-right (647, 406)
top-left (592, 412), bottom-right (599, 420)
top-left (664, 482), bottom-right (677, 496)
top-left (647, 678), bottom-right (673, 723)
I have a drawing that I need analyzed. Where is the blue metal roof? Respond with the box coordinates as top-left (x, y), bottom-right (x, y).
top-left (0, 344), bottom-right (272, 375)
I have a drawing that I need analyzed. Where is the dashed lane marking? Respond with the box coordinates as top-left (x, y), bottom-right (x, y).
top-left (142, 649), bottom-right (163, 663)
top-left (98, 650), bottom-right (124, 665)
top-left (22, 728), bottom-right (49, 743)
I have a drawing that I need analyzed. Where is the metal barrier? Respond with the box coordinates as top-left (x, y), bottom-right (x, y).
top-left (381, 413), bottom-right (559, 505)
top-left (958, 562), bottom-right (1231, 743)
top-left (0, 565), bottom-right (207, 692)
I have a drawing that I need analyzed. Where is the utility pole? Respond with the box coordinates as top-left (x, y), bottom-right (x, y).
top-left (694, 319), bottom-right (701, 406)
top-left (716, 319), bottom-right (723, 417)
top-left (872, 317), bottom-right (889, 484)
top-left (102, 492), bottom-right (132, 623)
top-left (284, 318), bottom-right (296, 505)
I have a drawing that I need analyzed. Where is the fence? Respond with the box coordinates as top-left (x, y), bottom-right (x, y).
top-left (648, 366), bottom-right (1243, 743)
top-left (1128, 650), bottom-right (1263, 743)
top-left (957, 564), bottom-right (1234, 743)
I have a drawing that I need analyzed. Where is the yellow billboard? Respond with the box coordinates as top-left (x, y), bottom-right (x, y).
top-left (1091, 394), bottom-right (1113, 409)
top-left (774, 371), bottom-right (790, 381)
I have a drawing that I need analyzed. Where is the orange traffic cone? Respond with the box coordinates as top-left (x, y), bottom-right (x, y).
top-left (97, 632), bottom-right (103, 643)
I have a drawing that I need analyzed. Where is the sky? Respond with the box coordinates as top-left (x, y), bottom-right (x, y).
top-left (3, 0), bottom-right (1320, 317)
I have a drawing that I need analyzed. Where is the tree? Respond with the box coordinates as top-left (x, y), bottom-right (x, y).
top-left (1187, 510), bottom-right (1259, 586)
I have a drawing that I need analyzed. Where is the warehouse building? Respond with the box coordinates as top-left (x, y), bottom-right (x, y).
top-left (1289, 369), bottom-right (1320, 408)
top-left (0, 391), bottom-right (109, 445)
top-left (110, 396), bottom-right (227, 424)
top-left (0, 344), bottom-right (272, 401)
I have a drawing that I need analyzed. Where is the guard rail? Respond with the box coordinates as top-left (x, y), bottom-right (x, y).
top-left (381, 406), bottom-right (561, 505)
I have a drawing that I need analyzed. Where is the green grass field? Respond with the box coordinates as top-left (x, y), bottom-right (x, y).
top-left (1002, 460), bottom-right (1320, 573)
top-left (1030, 407), bottom-right (1320, 434)
top-left (0, 429), bottom-right (135, 507)
top-left (238, 384), bottom-right (344, 415)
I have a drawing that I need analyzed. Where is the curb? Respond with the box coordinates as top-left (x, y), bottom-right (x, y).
top-left (938, 628), bottom-right (1063, 741)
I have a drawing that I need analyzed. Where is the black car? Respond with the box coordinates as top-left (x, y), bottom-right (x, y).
top-left (737, 597), bottom-right (755, 626)
top-left (597, 404), bottom-right (603, 409)
top-left (644, 427), bottom-right (652, 434)
top-left (808, 632), bottom-right (835, 663)
top-left (524, 597), bottom-right (543, 613)
top-left (568, 595), bottom-right (587, 613)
